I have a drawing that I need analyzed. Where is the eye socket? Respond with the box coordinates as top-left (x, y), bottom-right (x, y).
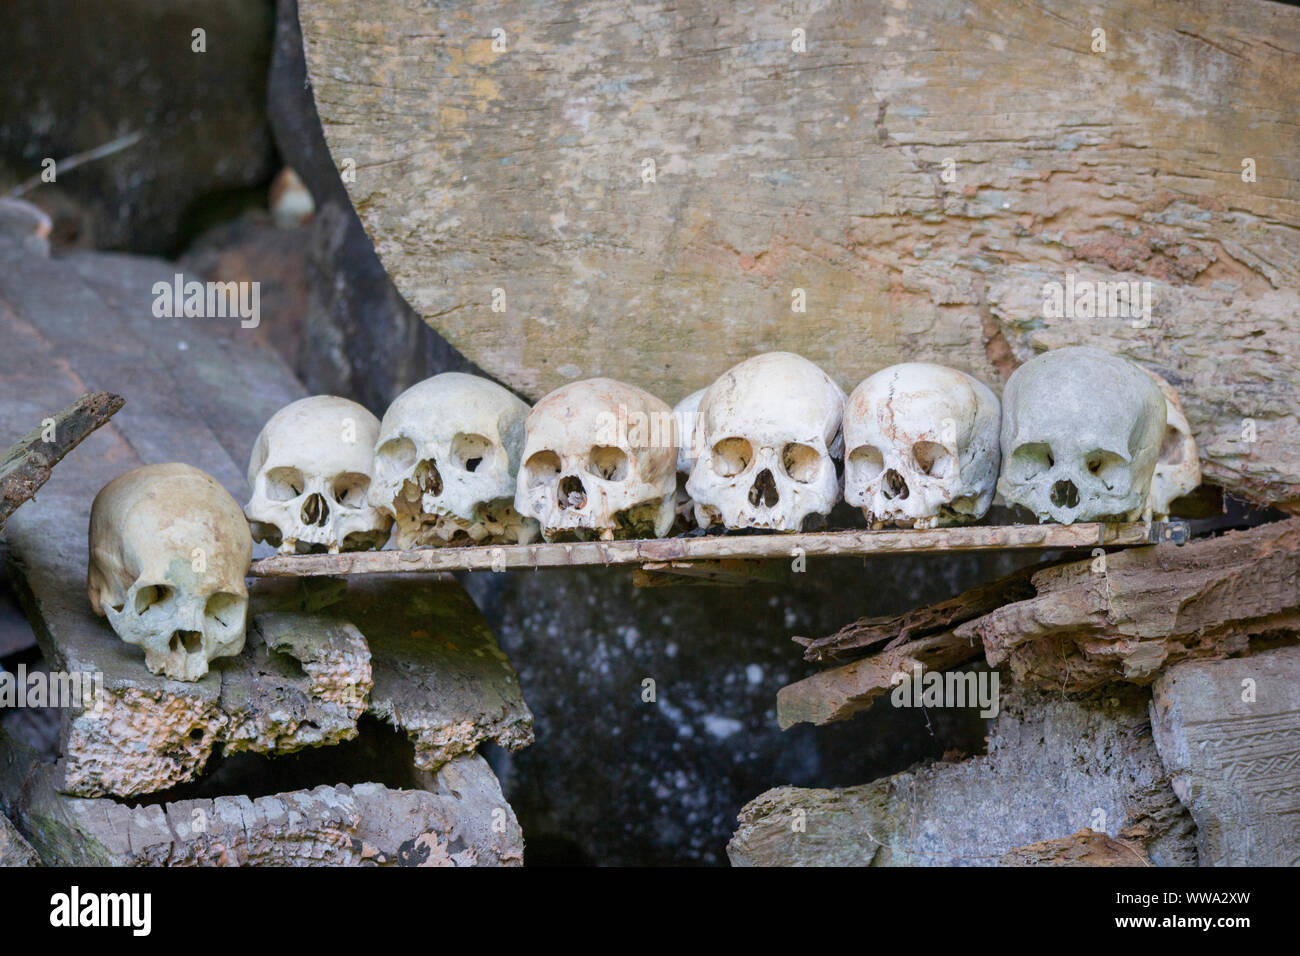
top-left (265, 466), bottom-right (305, 501)
top-left (204, 592), bottom-right (245, 631)
top-left (712, 438), bottom-right (753, 478)
top-left (848, 445), bottom-right (884, 481)
top-left (588, 446), bottom-right (628, 481)
top-left (913, 441), bottom-right (954, 479)
top-left (525, 451), bottom-right (561, 488)
top-left (134, 584), bottom-right (172, 615)
top-left (375, 437), bottom-right (416, 479)
top-left (332, 472), bottom-right (371, 508)
top-left (782, 443), bottom-right (822, 483)
top-left (1084, 450), bottom-right (1128, 486)
top-left (1008, 442), bottom-right (1054, 481)
top-left (451, 433), bottom-right (494, 473)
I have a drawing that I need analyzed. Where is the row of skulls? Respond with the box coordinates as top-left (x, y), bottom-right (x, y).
top-left (86, 346), bottom-right (1199, 682)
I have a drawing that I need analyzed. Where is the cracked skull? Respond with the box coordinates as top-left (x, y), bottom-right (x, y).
top-left (369, 372), bottom-right (538, 547)
top-left (88, 463), bottom-right (251, 682)
top-left (515, 378), bottom-right (678, 541)
top-left (671, 387), bottom-right (707, 528)
top-left (998, 347), bottom-right (1166, 524)
top-left (245, 395), bottom-right (392, 553)
top-left (844, 362), bottom-right (1001, 528)
top-left (1142, 368), bottom-right (1201, 518)
top-left (686, 352), bottom-right (845, 531)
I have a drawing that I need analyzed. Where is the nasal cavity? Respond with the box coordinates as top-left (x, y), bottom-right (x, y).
top-left (301, 492), bottom-right (330, 526)
top-left (882, 469), bottom-right (909, 500)
top-left (1051, 479), bottom-right (1080, 509)
top-left (748, 469), bottom-right (780, 508)
top-left (416, 459), bottom-right (443, 496)
top-left (559, 475), bottom-right (587, 509)
top-left (169, 630), bottom-right (203, 655)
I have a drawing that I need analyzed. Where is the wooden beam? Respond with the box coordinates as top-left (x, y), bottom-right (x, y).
top-left (250, 521), bottom-right (1176, 578)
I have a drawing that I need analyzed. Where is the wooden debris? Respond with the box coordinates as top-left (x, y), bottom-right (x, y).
top-left (998, 829), bottom-right (1150, 867)
top-left (794, 563), bottom-right (1040, 662)
top-left (0, 391), bottom-right (122, 534)
top-left (251, 521), bottom-right (1166, 578)
top-left (777, 631), bottom-right (983, 730)
top-left (0, 731), bottom-right (523, 866)
top-left (962, 518), bottom-right (1300, 692)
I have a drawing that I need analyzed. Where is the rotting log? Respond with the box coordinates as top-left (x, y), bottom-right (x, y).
top-left (300, 0), bottom-right (1300, 514)
top-left (0, 731), bottom-right (523, 867)
top-left (780, 518), bottom-right (1300, 729)
top-left (0, 391), bottom-right (122, 534)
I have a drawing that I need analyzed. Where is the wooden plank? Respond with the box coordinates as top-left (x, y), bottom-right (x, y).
top-left (250, 521), bottom-right (1169, 578)
top-left (0, 391), bottom-right (122, 533)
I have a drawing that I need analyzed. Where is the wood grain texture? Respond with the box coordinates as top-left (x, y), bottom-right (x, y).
top-left (300, 0), bottom-right (1300, 510)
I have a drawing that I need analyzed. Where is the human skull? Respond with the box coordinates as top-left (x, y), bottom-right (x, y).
top-left (88, 463), bottom-right (251, 682)
top-left (1141, 369), bottom-right (1201, 518)
top-left (369, 373), bottom-right (538, 547)
top-left (998, 347), bottom-right (1166, 524)
top-left (686, 352), bottom-right (845, 531)
top-left (672, 388), bottom-right (707, 527)
top-left (245, 396), bottom-right (392, 553)
top-left (515, 378), bottom-right (678, 541)
top-left (844, 363), bottom-right (1001, 529)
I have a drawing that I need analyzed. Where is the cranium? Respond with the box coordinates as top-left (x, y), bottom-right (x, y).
top-left (245, 395), bottom-right (392, 553)
top-left (515, 378), bottom-right (678, 541)
top-left (1141, 368), bottom-right (1201, 518)
top-left (686, 352), bottom-right (845, 531)
top-left (369, 373), bottom-right (538, 547)
top-left (844, 363), bottom-right (1001, 529)
top-left (88, 463), bottom-right (251, 682)
top-left (998, 347), bottom-right (1166, 524)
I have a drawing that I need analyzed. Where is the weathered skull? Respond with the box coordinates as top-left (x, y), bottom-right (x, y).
top-left (844, 363), bottom-right (1001, 528)
top-left (672, 388), bottom-right (707, 527)
top-left (369, 373), bottom-right (538, 547)
top-left (1141, 368), bottom-right (1201, 518)
top-left (998, 347), bottom-right (1166, 524)
top-left (686, 352), bottom-right (845, 531)
top-left (245, 396), bottom-right (392, 553)
top-left (88, 463), bottom-right (251, 682)
top-left (515, 378), bottom-right (678, 541)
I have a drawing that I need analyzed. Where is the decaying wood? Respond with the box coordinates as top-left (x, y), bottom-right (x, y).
top-left (251, 521), bottom-right (1164, 578)
top-left (794, 562), bottom-right (1040, 663)
top-left (781, 517), bottom-right (1299, 726)
top-left (961, 518), bottom-right (1300, 692)
top-left (0, 391), bottom-right (122, 534)
top-left (777, 630), bottom-right (983, 730)
top-left (0, 731), bottom-right (523, 867)
top-left (998, 829), bottom-right (1150, 867)
top-left (301, 0), bottom-right (1300, 514)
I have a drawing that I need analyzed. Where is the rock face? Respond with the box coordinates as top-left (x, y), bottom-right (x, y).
top-left (727, 686), bottom-right (1196, 866)
top-left (0, 810), bottom-right (39, 867)
top-left (298, 0), bottom-right (1300, 513)
top-left (470, 550), bottom-right (1029, 866)
top-left (0, 0), bottom-right (277, 254)
top-left (1149, 646), bottom-right (1300, 867)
